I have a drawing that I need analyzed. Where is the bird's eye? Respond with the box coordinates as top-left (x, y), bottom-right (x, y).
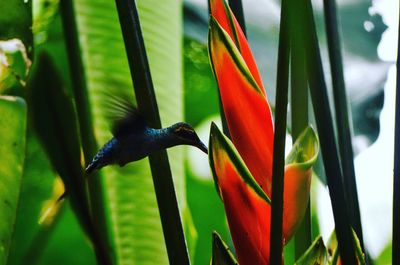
top-left (174, 126), bottom-right (195, 135)
top-left (173, 126), bottom-right (198, 141)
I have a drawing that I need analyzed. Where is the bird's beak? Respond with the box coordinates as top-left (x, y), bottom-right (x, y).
top-left (196, 141), bottom-right (208, 154)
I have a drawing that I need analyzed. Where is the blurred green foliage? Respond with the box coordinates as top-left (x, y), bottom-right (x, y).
top-left (376, 242), bottom-right (392, 265)
top-left (0, 97), bottom-right (27, 265)
top-left (0, 40), bottom-right (31, 92)
top-left (186, 170), bottom-right (230, 265)
top-left (36, 204), bottom-right (96, 265)
top-left (28, 53), bottom-right (91, 238)
top-left (0, 0), bottom-right (32, 55)
top-left (8, 131), bottom-right (56, 265)
top-left (184, 38), bottom-right (220, 126)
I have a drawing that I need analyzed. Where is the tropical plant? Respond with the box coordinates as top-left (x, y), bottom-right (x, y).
top-left (207, 0), bottom-right (319, 263)
top-left (0, 0), bottom-right (398, 264)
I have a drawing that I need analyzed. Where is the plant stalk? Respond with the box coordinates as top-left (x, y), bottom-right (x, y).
top-left (392, 5), bottom-right (400, 264)
top-left (269, 0), bottom-right (290, 263)
top-left (114, 0), bottom-right (190, 264)
top-left (323, 0), bottom-right (365, 252)
top-left (289, 0), bottom-right (311, 255)
top-left (301, 0), bottom-right (356, 264)
top-left (59, 1), bottom-right (113, 264)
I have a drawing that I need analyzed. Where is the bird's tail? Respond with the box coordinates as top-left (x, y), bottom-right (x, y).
top-left (85, 158), bottom-right (103, 174)
top-left (85, 140), bottom-right (115, 174)
top-left (85, 154), bottom-right (107, 174)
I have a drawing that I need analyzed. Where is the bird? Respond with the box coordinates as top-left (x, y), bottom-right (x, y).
top-left (85, 97), bottom-right (208, 174)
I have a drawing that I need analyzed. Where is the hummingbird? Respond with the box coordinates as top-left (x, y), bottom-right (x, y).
top-left (85, 99), bottom-right (208, 174)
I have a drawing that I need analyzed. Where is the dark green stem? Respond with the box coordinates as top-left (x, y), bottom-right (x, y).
top-left (114, 0), bottom-right (190, 264)
top-left (228, 0), bottom-right (246, 36)
top-left (323, 0), bottom-right (365, 252)
top-left (59, 1), bottom-right (113, 264)
top-left (59, 0), bottom-right (96, 159)
top-left (269, 0), bottom-right (290, 263)
top-left (289, 0), bottom-right (311, 255)
top-left (392, 5), bottom-right (400, 264)
top-left (301, 0), bottom-right (356, 264)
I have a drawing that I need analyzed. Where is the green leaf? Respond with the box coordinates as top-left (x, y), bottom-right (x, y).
top-left (0, 0), bottom-right (33, 55)
top-left (27, 53), bottom-right (93, 241)
top-left (211, 232), bottom-right (238, 265)
top-left (327, 231), bottom-right (339, 265)
top-left (294, 236), bottom-right (327, 265)
top-left (327, 229), bottom-right (366, 265)
top-left (184, 38), bottom-right (219, 127)
top-left (187, 169), bottom-right (229, 265)
top-left (7, 130), bottom-right (55, 265)
top-left (0, 39), bottom-right (32, 91)
top-left (352, 229), bottom-right (366, 265)
top-left (35, 203), bottom-right (96, 265)
top-left (0, 0), bottom-right (32, 91)
top-left (0, 96), bottom-right (27, 265)
top-left (73, 0), bottom-right (186, 263)
top-left (183, 205), bottom-right (198, 262)
top-left (375, 241), bottom-right (392, 265)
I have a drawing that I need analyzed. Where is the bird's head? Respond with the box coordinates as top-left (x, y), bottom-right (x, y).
top-left (170, 122), bottom-right (208, 154)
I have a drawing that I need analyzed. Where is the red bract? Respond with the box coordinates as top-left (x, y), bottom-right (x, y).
top-left (208, 14), bottom-right (274, 195)
top-left (209, 123), bottom-right (272, 264)
top-left (208, 1), bottom-right (319, 264)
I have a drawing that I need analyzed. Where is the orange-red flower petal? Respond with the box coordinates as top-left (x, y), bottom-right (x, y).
top-left (209, 18), bottom-right (274, 195)
top-left (209, 0), bottom-right (265, 93)
top-left (209, 123), bottom-right (271, 265)
top-left (282, 127), bottom-right (319, 242)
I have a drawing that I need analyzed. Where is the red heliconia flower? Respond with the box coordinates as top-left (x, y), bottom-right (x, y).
top-left (208, 1), bottom-right (320, 264)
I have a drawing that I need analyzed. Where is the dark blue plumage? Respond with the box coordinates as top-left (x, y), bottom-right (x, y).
top-left (85, 100), bottom-right (207, 174)
top-left (85, 138), bottom-right (118, 174)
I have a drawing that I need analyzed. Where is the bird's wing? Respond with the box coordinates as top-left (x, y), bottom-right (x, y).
top-left (101, 91), bottom-right (147, 138)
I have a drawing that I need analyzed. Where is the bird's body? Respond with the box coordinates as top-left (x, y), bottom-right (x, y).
top-left (85, 102), bottom-right (207, 174)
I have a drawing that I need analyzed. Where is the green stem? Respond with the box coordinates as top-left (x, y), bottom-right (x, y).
top-left (289, 0), bottom-right (311, 255)
top-left (392, 5), bottom-right (400, 264)
top-left (58, 0), bottom-right (97, 159)
top-left (59, 1), bottom-right (113, 264)
top-left (322, 0), bottom-right (365, 252)
top-left (114, 0), bottom-right (190, 264)
top-left (269, 0), bottom-right (290, 263)
top-left (301, 0), bottom-right (356, 264)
